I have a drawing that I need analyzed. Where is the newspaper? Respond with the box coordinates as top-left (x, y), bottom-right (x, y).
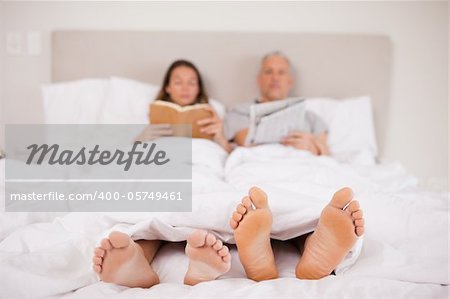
top-left (244, 98), bottom-right (307, 145)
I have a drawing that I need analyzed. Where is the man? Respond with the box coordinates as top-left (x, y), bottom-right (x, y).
top-left (224, 54), bottom-right (365, 281)
top-left (225, 51), bottom-right (329, 155)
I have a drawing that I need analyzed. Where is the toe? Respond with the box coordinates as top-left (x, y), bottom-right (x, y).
top-left (206, 233), bottom-right (216, 246)
top-left (94, 247), bottom-right (105, 258)
top-left (354, 218), bottom-right (365, 227)
top-left (347, 200), bottom-right (360, 213)
top-left (109, 231), bottom-right (131, 248)
top-left (187, 229), bottom-right (207, 248)
top-left (352, 210), bottom-right (363, 219)
top-left (330, 187), bottom-right (354, 209)
top-left (241, 196), bottom-right (252, 209)
top-left (331, 187), bottom-right (354, 208)
top-left (222, 254), bottom-right (231, 263)
top-left (213, 239), bottom-right (223, 250)
top-left (92, 256), bottom-right (102, 265)
top-left (93, 264), bottom-right (102, 273)
top-left (218, 246), bottom-right (229, 257)
top-left (249, 186), bottom-right (268, 209)
top-left (230, 219), bottom-right (238, 229)
top-left (356, 226), bottom-right (365, 236)
top-left (236, 204), bottom-right (247, 215)
top-left (100, 238), bottom-right (112, 250)
top-left (232, 211), bottom-right (243, 222)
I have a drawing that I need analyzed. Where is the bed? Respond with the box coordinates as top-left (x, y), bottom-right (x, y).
top-left (0, 31), bottom-right (448, 299)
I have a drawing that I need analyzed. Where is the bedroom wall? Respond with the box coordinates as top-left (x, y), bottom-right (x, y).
top-left (1, 1), bottom-right (448, 188)
top-left (0, 2), bottom-right (4, 154)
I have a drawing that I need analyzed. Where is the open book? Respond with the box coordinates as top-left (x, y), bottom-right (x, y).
top-left (244, 98), bottom-right (308, 145)
top-left (149, 100), bottom-right (214, 139)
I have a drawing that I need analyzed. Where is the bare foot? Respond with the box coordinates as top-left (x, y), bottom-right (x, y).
top-left (184, 230), bottom-right (231, 285)
top-left (295, 187), bottom-right (365, 279)
top-left (92, 231), bottom-right (160, 288)
top-left (229, 186), bottom-right (278, 281)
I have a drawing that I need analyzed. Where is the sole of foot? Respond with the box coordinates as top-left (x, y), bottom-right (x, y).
top-left (184, 229), bottom-right (231, 285)
top-left (295, 187), bottom-right (365, 280)
top-left (93, 231), bottom-right (160, 288)
top-left (230, 186), bottom-right (278, 281)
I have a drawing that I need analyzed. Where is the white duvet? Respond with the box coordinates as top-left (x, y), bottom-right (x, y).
top-left (0, 139), bottom-right (448, 299)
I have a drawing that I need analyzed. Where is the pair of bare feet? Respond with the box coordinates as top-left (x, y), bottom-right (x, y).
top-left (230, 186), bottom-right (365, 281)
top-left (92, 187), bottom-right (365, 287)
top-left (92, 229), bottom-right (231, 287)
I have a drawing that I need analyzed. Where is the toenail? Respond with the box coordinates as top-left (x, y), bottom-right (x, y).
top-left (342, 201), bottom-right (352, 211)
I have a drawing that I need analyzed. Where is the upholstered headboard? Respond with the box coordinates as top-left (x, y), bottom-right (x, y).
top-left (52, 31), bottom-right (391, 154)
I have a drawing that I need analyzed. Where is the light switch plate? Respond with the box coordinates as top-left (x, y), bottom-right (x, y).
top-left (6, 32), bottom-right (23, 55)
top-left (27, 31), bottom-right (41, 55)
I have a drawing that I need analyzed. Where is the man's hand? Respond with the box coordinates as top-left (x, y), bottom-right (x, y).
top-left (281, 131), bottom-right (329, 156)
top-left (281, 131), bottom-right (319, 155)
top-left (233, 129), bottom-right (249, 146)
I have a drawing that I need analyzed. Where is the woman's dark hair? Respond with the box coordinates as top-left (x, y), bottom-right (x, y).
top-left (155, 59), bottom-right (208, 104)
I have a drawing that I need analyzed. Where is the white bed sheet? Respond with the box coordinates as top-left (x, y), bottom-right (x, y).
top-left (0, 140), bottom-right (448, 299)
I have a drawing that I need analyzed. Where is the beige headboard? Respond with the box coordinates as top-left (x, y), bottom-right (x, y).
top-left (52, 31), bottom-right (391, 155)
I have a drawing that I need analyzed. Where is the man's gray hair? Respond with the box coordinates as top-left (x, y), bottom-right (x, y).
top-left (260, 50), bottom-right (292, 72)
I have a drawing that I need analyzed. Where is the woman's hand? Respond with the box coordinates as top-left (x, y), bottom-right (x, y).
top-left (197, 106), bottom-right (232, 152)
top-left (134, 124), bottom-right (173, 142)
top-left (197, 107), bottom-right (224, 138)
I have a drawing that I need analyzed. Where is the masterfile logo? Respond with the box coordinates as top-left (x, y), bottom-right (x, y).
top-left (4, 124), bottom-right (193, 212)
top-left (26, 142), bottom-right (170, 171)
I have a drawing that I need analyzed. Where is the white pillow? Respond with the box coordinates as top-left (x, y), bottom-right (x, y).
top-left (305, 96), bottom-right (378, 164)
top-left (41, 79), bottom-right (109, 124)
top-left (208, 98), bottom-right (226, 119)
top-left (101, 77), bottom-right (159, 124)
top-left (102, 77), bottom-right (225, 123)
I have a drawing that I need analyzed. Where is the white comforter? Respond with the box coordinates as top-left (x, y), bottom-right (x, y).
top-left (0, 140), bottom-right (448, 299)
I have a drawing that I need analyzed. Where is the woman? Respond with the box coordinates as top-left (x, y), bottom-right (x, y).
top-left (92, 61), bottom-right (234, 288)
top-left (152, 59), bottom-right (232, 152)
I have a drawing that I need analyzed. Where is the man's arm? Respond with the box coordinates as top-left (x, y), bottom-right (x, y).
top-left (233, 128), bottom-right (249, 146)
